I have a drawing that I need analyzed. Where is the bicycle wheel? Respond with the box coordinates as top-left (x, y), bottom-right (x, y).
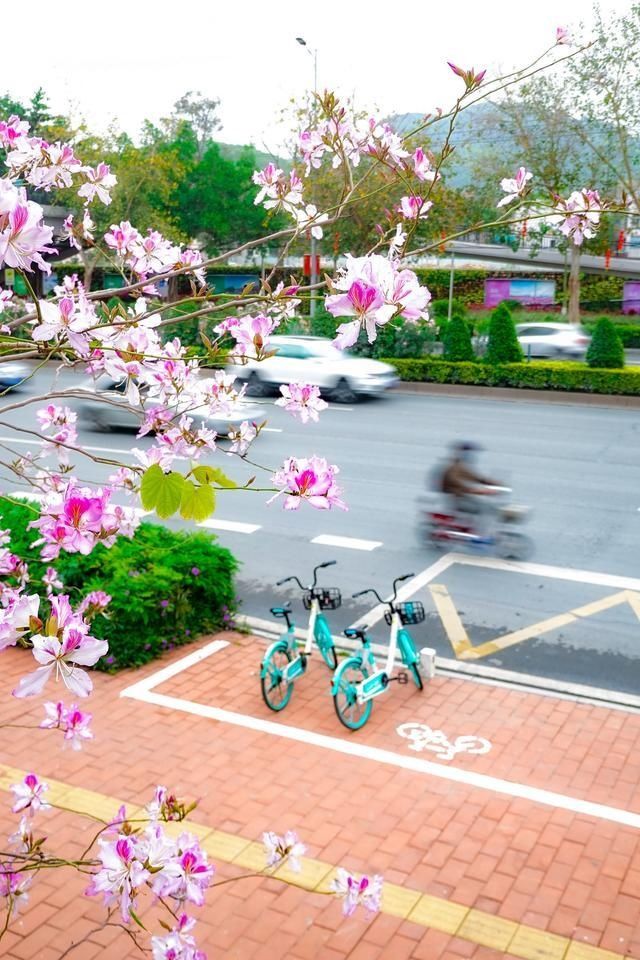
top-left (497, 531), bottom-right (534, 561)
top-left (399, 631), bottom-right (424, 691)
top-left (260, 645), bottom-right (293, 712)
top-left (315, 618), bottom-right (338, 670)
top-left (332, 658), bottom-right (372, 730)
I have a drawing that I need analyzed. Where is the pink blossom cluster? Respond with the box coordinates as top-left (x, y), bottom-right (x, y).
top-left (262, 830), bottom-right (306, 871)
top-left (76, 590), bottom-right (112, 620)
top-left (29, 483), bottom-right (138, 560)
top-left (12, 594), bottom-right (108, 698)
top-left (40, 700), bottom-right (93, 750)
top-left (275, 383), bottom-right (328, 423)
top-left (325, 253), bottom-right (431, 348)
top-left (398, 195), bottom-right (433, 221)
top-left (10, 772), bottom-right (50, 816)
top-left (497, 167), bottom-right (533, 208)
top-left (269, 456), bottom-right (346, 510)
top-left (36, 403), bottom-right (79, 462)
top-left (1, 115), bottom-right (116, 204)
top-left (0, 592), bottom-right (39, 651)
top-left (104, 220), bottom-right (205, 286)
top-left (86, 823), bottom-right (214, 922)
top-left (61, 209), bottom-right (95, 250)
top-left (214, 313), bottom-right (279, 357)
top-left (554, 189), bottom-right (603, 245)
top-left (252, 163), bottom-right (328, 238)
top-left (151, 914), bottom-right (206, 960)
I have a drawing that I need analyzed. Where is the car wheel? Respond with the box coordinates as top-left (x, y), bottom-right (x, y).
top-left (245, 372), bottom-right (267, 397)
top-left (331, 377), bottom-right (357, 404)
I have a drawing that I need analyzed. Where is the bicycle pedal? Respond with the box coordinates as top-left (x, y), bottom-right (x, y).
top-left (397, 672), bottom-right (409, 685)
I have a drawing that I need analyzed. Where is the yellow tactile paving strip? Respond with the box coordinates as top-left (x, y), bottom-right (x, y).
top-left (0, 765), bottom-right (624, 960)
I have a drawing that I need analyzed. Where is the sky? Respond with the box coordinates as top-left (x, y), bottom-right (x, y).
top-left (3, 0), bottom-right (633, 153)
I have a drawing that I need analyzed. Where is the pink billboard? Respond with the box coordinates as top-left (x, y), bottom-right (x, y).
top-left (484, 278), bottom-right (556, 308)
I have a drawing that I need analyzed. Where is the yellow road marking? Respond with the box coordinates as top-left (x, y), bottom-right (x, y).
top-left (0, 765), bottom-right (626, 960)
top-left (429, 585), bottom-right (640, 660)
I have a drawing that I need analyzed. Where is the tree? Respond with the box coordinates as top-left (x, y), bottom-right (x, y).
top-left (485, 303), bottom-right (523, 363)
top-left (586, 317), bottom-right (624, 368)
top-left (443, 313), bottom-right (474, 361)
top-left (170, 91), bottom-right (222, 160)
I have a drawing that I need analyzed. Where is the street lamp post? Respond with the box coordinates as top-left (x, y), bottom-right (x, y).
top-left (296, 36), bottom-right (319, 320)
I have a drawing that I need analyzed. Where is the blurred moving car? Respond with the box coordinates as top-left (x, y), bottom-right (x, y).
top-left (78, 376), bottom-right (266, 436)
top-left (229, 335), bottom-right (399, 403)
top-left (515, 322), bottom-right (591, 358)
top-left (0, 362), bottom-right (29, 390)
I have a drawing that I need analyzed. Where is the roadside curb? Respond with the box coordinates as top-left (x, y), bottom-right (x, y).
top-left (394, 380), bottom-right (640, 407)
top-left (238, 614), bottom-right (640, 714)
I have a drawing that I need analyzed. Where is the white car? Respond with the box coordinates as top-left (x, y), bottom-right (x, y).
top-left (515, 322), bottom-right (591, 359)
top-left (77, 376), bottom-right (266, 436)
top-left (230, 335), bottom-right (399, 403)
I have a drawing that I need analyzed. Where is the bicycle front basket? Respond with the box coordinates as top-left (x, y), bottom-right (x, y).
top-left (384, 601), bottom-right (425, 626)
top-left (303, 587), bottom-right (342, 611)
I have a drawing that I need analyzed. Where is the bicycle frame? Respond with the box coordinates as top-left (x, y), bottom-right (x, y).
top-left (279, 597), bottom-right (326, 681)
top-left (355, 610), bottom-right (407, 703)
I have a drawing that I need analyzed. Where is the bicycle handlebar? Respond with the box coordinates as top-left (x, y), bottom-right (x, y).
top-left (352, 587), bottom-right (385, 604)
top-left (276, 561), bottom-right (337, 592)
top-left (392, 573), bottom-right (414, 600)
top-left (353, 573), bottom-right (415, 610)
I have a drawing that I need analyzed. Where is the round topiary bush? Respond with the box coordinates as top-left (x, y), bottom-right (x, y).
top-left (485, 302), bottom-right (524, 364)
top-left (586, 317), bottom-right (625, 369)
top-left (443, 313), bottom-right (475, 361)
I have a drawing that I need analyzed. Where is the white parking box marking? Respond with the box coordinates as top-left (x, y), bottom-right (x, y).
top-left (311, 534), bottom-right (382, 551)
top-left (199, 518), bottom-right (261, 534)
top-left (121, 639), bottom-right (640, 830)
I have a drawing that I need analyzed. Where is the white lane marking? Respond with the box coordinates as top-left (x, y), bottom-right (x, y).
top-left (351, 553), bottom-right (454, 628)
top-left (311, 533), bottom-right (382, 551)
top-left (261, 428), bottom-right (283, 433)
top-left (199, 518), bottom-right (261, 534)
top-left (0, 435), bottom-right (133, 455)
top-left (121, 641), bottom-right (640, 829)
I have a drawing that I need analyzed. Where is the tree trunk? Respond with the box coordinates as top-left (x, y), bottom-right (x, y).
top-left (80, 249), bottom-right (98, 292)
top-left (567, 242), bottom-right (581, 324)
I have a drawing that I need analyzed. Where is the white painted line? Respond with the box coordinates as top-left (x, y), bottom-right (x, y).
top-left (261, 428), bottom-right (283, 433)
top-left (351, 553), bottom-right (454, 628)
top-left (122, 670), bottom-right (640, 829)
top-left (121, 639), bottom-right (229, 697)
top-left (0, 435), bottom-right (133, 456)
top-left (311, 534), bottom-right (382, 552)
top-left (199, 518), bottom-right (261, 534)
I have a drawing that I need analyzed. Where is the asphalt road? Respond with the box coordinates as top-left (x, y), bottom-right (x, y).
top-left (3, 365), bottom-right (640, 697)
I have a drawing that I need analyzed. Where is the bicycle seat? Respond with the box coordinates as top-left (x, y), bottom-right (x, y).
top-left (270, 604), bottom-right (291, 618)
top-left (344, 626), bottom-right (367, 641)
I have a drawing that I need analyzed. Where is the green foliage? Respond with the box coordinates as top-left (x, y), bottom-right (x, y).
top-left (584, 322), bottom-right (640, 348)
top-left (349, 319), bottom-right (435, 359)
top-left (485, 303), bottom-right (524, 363)
top-left (430, 298), bottom-right (467, 319)
top-left (381, 357), bottom-right (640, 395)
top-left (586, 317), bottom-right (625, 368)
top-left (140, 463), bottom-right (235, 522)
top-left (0, 500), bottom-right (238, 670)
top-left (443, 314), bottom-right (475, 361)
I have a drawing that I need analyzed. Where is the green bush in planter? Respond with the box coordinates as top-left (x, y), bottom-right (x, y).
top-left (0, 501), bottom-right (238, 670)
top-left (485, 303), bottom-right (523, 364)
top-left (443, 313), bottom-right (474, 362)
top-left (586, 317), bottom-right (625, 369)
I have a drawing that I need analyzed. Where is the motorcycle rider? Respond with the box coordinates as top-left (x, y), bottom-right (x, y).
top-left (439, 442), bottom-right (499, 520)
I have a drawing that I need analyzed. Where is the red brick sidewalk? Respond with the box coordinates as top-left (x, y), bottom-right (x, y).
top-left (1, 631), bottom-right (639, 959)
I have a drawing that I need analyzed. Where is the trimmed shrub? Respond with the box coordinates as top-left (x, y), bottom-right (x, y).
top-left (0, 502), bottom-right (238, 670)
top-left (585, 323), bottom-right (640, 349)
top-left (381, 357), bottom-right (640, 396)
top-left (431, 298), bottom-right (467, 320)
top-left (443, 314), bottom-right (474, 362)
top-left (586, 318), bottom-right (625, 368)
top-left (485, 303), bottom-right (524, 364)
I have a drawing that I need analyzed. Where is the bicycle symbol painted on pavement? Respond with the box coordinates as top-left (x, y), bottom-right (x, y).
top-left (396, 722), bottom-right (492, 762)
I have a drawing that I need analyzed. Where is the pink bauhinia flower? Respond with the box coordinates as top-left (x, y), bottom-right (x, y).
top-left (412, 147), bottom-right (437, 183)
top-left (151, 913), bottom-right (206, 960)
top-left (10, 773), bottom-right (50, 816)
top-left (275, 383), bottom-right (328, 423)
top-left (13, 627), bottom-right (108, 698)
top-left (269, 456), bottom-right (347, 511)
top-left (0, 115), bottom-right (29, 148)
top-left (497, 167), bottom-right (533, 207)
top-left (227, 420), bottom-right (258, 456)
top-left (0, 286), bottom-right (13, 312)
top-left (214, 313), bottom-right (278, 356)
top-left (104, 220), bottom-right (141, 257)
top-left (32, 296), bottom-right (93, 356)
top-left (77, 162), bottom-right (117, 205)
top-left (76, 590), bottom-right (112, 619)
top-left (556, 26), bottom-right (570, 44)
top-left (0, 593), bottom-right (40, 651)
top-left (398, 195), bottom-right (433, 220)
top-left (40, 701), bottom-right (94, 750)
top-left (86, 835), bottom-right (150, 922)
top-left (262, 830), bottom-right (307, 872)
top-left (331, 868), bottom-right (383, 917)
top-left (0, 183), bottom-right (56, 274)
top-left (153, 835), bottom-right (215, 907)
top-left (0, 868), bottom-right (32, 918)
top-left (326, 279), bottom-right (396, 348)
top-left (42, 566), bottom-right (63, 595)
top-left (554, 189), bottom-right (603, 245)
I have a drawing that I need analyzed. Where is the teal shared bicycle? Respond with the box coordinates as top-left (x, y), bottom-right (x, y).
top-left (260, 561), bottom-right (340, 711)
top-left (331, 574), bottom-right (425, 730)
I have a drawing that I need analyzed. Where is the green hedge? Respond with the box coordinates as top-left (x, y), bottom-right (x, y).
top-left (585, 322), bottom-right (640, 348)
top-left (0, 500), bottom-right (238, 670)
top-left (383, 357), bottom-right (640, 395)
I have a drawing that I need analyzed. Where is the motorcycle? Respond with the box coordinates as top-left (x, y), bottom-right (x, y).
top-left (417, 486), bottom-right (533, 561)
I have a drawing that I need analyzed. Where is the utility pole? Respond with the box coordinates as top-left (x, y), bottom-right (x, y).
top-left (447, 249), bottom-right (455, 322)
top-left (296, 37), bottom-right (319, 319)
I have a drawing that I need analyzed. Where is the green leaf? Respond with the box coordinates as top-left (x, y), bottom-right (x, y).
top-left (192, 465), bottom-right (237, 488)
top-left (179, 480), bottom-right (216, 521)
top-left (140, 464), bottom-right (185, 519)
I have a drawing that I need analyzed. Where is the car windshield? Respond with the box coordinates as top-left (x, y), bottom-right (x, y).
top-left (303, 340), bottom-right (351, 360)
